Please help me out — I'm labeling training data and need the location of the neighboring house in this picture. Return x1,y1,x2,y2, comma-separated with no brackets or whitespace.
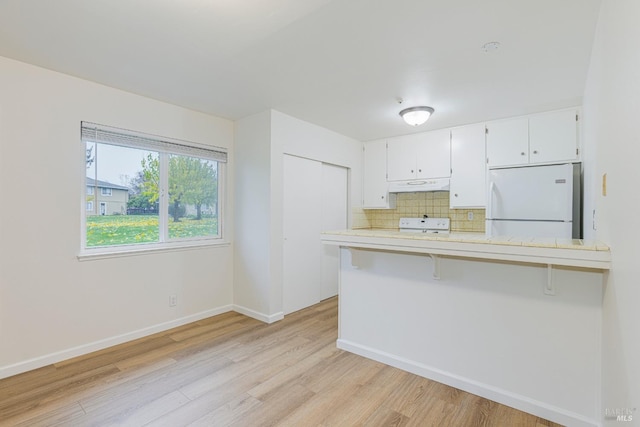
86,177,129,216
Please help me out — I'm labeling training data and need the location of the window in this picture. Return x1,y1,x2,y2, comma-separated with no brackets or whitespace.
82,122,226,252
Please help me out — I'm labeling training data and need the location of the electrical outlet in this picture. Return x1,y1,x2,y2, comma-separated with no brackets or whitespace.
169,294,177,307
467,211,474,221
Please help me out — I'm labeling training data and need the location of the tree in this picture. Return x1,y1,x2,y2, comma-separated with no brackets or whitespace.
139,154,217,222
181,158,217,220
168,156,217,221
86,145,95,168
140,153,162,215
127,171,156,211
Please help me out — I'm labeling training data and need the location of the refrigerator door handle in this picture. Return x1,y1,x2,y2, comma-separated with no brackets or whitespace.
487,181,495,219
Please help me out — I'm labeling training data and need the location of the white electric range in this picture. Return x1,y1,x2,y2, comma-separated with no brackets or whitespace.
398,217,450,234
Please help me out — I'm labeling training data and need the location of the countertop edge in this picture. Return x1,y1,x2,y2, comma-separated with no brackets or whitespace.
321,231,611,270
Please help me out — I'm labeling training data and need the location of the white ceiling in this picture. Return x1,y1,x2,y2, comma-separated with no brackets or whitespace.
0,0,601,141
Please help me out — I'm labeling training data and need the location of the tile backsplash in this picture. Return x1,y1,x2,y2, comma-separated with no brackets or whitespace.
353,192,486,233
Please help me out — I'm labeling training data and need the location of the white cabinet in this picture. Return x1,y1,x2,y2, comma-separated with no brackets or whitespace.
486,108,579,168
418,129,452,179
387,129,451,181
387,134,418,181
529,109,578,164
486,117,529,167
362,140,396,209
450,123,486,208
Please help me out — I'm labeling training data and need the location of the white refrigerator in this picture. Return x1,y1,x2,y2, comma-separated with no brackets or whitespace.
486,163,581,238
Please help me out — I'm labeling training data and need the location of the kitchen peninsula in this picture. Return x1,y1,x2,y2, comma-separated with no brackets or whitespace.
321,229,610,427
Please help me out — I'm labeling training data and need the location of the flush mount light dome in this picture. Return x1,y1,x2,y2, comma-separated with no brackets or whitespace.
399,106,434,126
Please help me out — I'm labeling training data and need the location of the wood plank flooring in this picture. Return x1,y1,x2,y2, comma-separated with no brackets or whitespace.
0,297,563,426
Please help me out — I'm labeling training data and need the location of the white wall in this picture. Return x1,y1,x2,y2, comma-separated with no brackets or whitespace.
233,111,274,319
233,110,361,319
270,111,362,315
0,56,234,378
582,0,640,424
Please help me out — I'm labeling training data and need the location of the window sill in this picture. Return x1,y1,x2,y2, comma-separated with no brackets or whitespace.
77,239,230,261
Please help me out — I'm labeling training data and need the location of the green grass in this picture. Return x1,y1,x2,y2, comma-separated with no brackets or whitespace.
86,215,218,247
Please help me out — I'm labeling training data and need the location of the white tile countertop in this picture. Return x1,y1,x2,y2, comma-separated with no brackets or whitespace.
321,229,611,270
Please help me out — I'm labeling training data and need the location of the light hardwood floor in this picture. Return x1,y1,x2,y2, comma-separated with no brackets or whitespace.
0,297,562,426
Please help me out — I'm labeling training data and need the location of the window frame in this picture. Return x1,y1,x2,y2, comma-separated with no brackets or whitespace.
79,122,228,259
100,187,112,196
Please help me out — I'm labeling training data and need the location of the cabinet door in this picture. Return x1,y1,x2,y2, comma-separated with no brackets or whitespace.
416,129,451,179
529,109,578,164
486,117,529,167
450,123,486,208
386,135,417,181
363,140,395,209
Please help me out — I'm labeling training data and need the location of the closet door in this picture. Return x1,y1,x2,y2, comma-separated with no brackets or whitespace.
283,155,322,314
283,155,348,314
320,163,348,300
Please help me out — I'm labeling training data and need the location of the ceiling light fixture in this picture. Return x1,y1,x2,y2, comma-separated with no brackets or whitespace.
399,106,435,126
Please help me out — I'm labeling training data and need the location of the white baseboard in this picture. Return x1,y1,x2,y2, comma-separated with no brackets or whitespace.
0,305,233,380
337,339,599,427
233,305,284,324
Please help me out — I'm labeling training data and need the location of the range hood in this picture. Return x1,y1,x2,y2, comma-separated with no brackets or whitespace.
388,177,450,193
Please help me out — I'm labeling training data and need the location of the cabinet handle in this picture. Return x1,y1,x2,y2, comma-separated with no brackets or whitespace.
533,150,538,154
521,152,526,156
418,169,422,172
381,195,385,199
454,193,458,197
411,169,414,173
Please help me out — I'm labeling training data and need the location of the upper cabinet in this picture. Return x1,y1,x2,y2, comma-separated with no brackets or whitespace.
529,109,579,164
485,117,529,167
363,139,396,209
486,108,579,168
361,107,581,211
387,129,451,181
450,123,486,208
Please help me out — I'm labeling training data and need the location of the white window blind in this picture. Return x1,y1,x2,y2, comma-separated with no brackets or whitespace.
81,122,227,162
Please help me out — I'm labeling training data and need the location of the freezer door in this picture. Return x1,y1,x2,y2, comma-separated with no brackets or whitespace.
487,164,574,221
486,220,573,238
